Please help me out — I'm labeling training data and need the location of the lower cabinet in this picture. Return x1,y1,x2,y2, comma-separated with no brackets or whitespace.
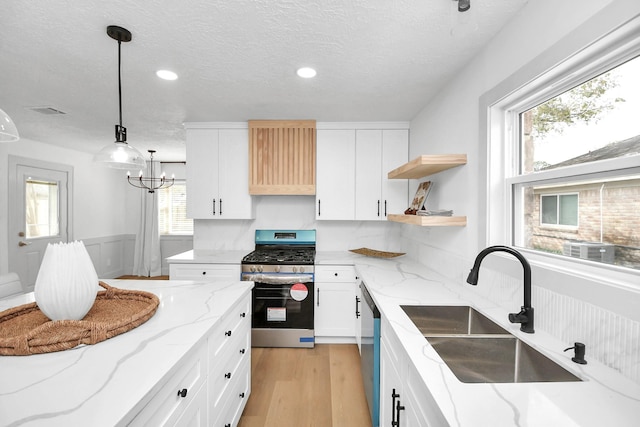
169,263,241,281
314,266,358,341
130,292,251,427
380,316,446,427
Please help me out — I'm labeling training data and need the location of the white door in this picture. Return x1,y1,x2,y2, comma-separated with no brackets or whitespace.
218,128,253,219
8,157,72,291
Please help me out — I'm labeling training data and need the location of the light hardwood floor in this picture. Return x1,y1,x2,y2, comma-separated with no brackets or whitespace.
239,344,372,427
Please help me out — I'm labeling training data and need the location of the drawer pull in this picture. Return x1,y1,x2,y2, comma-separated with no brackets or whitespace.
225,330,232,337
239,392,245,398
240,312,246,318
225,424,231,427
177,388,188,398
202,271,206,275
225,372,231,379
240,348,246,354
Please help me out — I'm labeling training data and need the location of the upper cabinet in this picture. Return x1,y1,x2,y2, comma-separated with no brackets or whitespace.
185,125,254,219
248,120,316,195
316,124,409,221
387,154,467,226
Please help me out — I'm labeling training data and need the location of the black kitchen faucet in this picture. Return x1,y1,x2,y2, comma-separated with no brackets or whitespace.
466,246,535,333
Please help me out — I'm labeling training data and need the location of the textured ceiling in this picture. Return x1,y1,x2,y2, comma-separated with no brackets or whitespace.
0,0,528,161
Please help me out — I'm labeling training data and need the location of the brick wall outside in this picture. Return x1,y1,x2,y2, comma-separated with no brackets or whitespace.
530,179,640,268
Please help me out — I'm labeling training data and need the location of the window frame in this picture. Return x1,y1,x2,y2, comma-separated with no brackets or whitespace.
539,192,579,228
158,180,193,236
480,13,640,285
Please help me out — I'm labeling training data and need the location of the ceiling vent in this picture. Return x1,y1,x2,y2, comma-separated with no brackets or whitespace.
562,241,615,264
29,106,66,115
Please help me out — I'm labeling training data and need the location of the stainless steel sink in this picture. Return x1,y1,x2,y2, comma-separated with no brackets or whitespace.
401,305,508,335
401,305,581,383
426,335,581,383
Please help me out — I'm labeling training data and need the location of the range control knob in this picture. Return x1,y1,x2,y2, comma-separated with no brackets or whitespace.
250,265,256,273
275,265,281,273
258,265,263,273
292,266,298,273
299,266,305,273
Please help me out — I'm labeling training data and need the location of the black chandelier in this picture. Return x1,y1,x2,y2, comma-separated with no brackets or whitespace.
127,150,174,193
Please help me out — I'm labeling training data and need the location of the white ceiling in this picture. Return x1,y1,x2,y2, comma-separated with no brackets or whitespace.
1,0,528,161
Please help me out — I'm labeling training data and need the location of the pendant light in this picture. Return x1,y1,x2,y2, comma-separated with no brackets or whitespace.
93,25,146,169
127,150,174,193
0,108,19,142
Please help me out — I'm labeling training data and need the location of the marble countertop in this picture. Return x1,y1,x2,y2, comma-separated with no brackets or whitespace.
350,255,640,426
0,279,253,426
166,249,248,264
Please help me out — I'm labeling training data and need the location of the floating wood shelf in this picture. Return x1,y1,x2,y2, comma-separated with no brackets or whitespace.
387,214,467,227
387,154,467,179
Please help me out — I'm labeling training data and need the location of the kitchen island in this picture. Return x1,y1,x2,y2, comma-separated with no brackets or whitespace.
316,252,640,426
0,279,253,426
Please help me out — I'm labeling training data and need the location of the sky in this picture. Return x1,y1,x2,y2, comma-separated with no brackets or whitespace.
532,55,640,165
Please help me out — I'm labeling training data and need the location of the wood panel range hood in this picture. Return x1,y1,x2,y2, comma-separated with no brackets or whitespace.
248,120,316,195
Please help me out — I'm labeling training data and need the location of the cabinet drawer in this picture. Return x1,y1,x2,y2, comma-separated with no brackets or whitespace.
208,297,251,365
209,321,251,412
130,345,207,427
211,355,251,427
315,266,356,282
173,381,207,427
169,264,240,281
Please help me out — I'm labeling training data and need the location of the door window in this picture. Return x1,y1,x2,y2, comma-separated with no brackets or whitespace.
25,178,60,238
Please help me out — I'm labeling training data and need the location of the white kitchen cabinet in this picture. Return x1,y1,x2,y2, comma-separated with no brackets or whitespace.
130,291,251,427
315,129,356,220
314,266,358,341
316,126,408,221
355,129,409,221
208,294,251,427
129,345,208,427
169,263,240,281
381,316,447,427
380,317,405,427
185,127,254,219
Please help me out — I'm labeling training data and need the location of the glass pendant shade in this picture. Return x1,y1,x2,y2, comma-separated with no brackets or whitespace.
93,141,146,169
0,108,20,142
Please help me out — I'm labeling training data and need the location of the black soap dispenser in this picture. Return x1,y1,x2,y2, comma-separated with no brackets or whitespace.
564,342,587,365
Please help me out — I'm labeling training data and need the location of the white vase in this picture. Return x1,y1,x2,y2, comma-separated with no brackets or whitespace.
34,241,99,321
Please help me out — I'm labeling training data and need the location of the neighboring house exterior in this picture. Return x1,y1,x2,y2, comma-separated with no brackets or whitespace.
527,136,640,268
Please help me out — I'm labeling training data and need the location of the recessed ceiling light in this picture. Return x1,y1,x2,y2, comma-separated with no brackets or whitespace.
296,67,317,78
156,70,178,80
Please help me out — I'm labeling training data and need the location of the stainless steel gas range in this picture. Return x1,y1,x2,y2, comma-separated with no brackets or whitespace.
241,229,316,348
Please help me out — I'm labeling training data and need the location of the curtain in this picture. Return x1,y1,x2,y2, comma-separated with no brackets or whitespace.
132,159,162,277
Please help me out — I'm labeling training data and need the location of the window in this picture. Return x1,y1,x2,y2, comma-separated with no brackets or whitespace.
25,179,59,238
158,182,193,235
486,19,640,272
540,193,578,227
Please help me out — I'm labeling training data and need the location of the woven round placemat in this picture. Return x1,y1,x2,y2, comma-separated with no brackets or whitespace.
0,281,159,356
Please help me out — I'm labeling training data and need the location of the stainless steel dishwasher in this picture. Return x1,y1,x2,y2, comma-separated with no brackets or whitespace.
360,282,380,427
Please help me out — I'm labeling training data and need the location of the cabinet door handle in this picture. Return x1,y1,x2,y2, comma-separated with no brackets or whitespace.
355,296,361,318
384,200,387,217
177,388,188,398
391,389,400,426
316,288,320,306
219,199,223,215
377,200,380,217
202,271,207,275
317,199,321,216
212,199,216,215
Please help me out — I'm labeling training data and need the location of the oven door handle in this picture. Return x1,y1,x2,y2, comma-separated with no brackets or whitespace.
242,274,313,284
